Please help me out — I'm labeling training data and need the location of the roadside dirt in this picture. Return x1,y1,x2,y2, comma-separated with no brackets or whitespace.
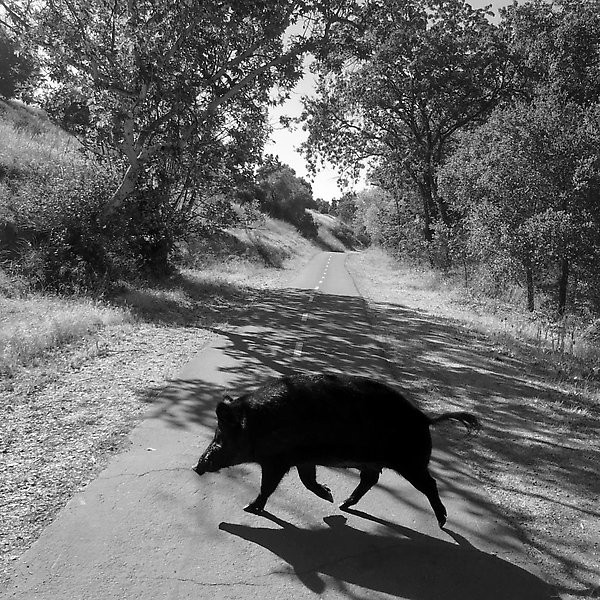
0,322,214,585
347,251,600,600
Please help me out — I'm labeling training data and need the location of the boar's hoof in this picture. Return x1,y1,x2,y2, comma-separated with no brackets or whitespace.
435,504,447,529
243,502,265,515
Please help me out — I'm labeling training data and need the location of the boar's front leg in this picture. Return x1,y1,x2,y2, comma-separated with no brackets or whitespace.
340,467,381,510
244,462,289,514
296,464,334,503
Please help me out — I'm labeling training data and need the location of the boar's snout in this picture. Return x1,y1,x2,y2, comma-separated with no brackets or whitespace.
192,461,208,476
193,446,223,476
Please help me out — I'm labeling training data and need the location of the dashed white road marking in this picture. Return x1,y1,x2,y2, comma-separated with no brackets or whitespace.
294,341,303,357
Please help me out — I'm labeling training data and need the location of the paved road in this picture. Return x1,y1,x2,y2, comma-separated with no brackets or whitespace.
1,252,553,599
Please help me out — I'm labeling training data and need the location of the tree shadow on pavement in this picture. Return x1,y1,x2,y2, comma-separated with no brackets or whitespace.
137,288,393,431
219,512,553,599
140,286,599,598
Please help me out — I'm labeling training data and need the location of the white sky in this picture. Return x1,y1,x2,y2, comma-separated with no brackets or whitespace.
264,0,507,202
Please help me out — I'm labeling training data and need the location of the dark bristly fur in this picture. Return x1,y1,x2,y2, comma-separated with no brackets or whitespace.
193,373,480,528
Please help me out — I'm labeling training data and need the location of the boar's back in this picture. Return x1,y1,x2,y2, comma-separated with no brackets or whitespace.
236,373,431,467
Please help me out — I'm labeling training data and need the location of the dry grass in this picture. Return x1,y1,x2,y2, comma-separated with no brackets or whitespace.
0,101,78,171
0,322,214,584
347,248,600,600
354,249,600,375
0,295,132,377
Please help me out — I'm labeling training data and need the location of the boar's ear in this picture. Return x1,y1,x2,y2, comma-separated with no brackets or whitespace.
216,398,244,429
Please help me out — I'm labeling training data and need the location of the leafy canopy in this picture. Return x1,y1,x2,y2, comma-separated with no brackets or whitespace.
302,0,512,234
3,0,358,216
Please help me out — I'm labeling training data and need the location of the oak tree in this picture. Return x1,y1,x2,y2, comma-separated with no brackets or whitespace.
302,0,513,246
2,0,357,217
439,94,600,315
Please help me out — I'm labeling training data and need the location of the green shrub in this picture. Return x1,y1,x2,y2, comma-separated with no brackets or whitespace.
0,163,129,292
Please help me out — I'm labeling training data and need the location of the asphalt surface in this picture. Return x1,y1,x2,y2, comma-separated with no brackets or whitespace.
1,251,554,599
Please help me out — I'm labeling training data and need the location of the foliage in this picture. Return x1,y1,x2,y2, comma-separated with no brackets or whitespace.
0,26,37,99
0,0,359,272
351,187,427,261
501,0,600,104
3,0,357,209
335,191,357,225
240,157,318,238
1,162,126,291
313,198,331,214
302,0,513,252
439,94,600,315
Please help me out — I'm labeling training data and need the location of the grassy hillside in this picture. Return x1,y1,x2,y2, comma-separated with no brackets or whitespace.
0,98,352,377
0,99,77,167
310,209,364,251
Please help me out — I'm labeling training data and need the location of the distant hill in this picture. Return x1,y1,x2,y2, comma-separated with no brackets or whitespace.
309,210,364,252
182,209,361,273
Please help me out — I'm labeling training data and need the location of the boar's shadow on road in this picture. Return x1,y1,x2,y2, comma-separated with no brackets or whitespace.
219,511,552,600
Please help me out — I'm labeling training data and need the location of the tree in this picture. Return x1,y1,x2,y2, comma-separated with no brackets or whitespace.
501,0,600,105
302,0,513,250
247,157,318,237
313,197,330,214
0,0,359,271
440,94,600,315
336,191,357,225
0,26,36,98
2,0,358,217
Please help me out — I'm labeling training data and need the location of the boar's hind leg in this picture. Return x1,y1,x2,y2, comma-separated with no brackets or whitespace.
399,467,447,529
339,468,381,510
244,463,289,514
297,464,334,503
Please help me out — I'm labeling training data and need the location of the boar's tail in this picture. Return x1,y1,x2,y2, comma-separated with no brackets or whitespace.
429,412,480,434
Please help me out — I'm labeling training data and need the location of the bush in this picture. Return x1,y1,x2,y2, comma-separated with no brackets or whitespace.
0,163,130,292
295,211,319,239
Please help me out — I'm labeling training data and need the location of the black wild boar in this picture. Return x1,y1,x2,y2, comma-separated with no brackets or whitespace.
193,373,479,527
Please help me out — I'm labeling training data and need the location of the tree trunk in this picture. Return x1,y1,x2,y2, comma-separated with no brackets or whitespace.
422,195,432,243
424,165,449,227
557,257,569,316
101,166,139,220
526,264,535,312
